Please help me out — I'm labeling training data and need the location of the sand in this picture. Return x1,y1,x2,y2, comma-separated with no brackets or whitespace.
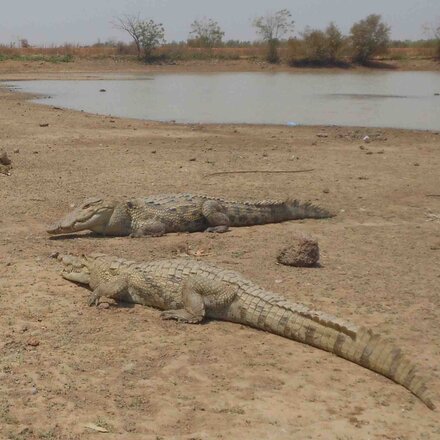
0,61,439,439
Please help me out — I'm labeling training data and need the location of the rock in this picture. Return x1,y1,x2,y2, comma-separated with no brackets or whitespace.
39,123,49,127
0,150,11,165
13,148,19,153
27,338,40,347
316,133,328,138
98,302,110,309
363,135,371,143
0,150,12,175
99,89,106,92
277,234,320,267
323,188,330,194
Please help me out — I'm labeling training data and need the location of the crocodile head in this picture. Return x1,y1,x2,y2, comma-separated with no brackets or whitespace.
57,253,92,284
47,197,116,235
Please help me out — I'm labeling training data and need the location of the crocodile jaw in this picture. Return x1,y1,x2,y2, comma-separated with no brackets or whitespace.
57,254,91,284
47,197,116,235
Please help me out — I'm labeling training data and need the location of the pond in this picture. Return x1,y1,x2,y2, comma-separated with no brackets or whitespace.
7,71,440,130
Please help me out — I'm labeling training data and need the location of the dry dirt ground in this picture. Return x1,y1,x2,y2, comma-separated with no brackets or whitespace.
0,68,440,439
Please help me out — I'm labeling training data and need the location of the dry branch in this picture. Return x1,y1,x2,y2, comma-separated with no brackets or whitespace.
204,169,315,178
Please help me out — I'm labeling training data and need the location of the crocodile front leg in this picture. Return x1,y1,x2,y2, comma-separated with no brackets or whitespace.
88,277,129,306
161,275,237,323
130,219,167,237
201,200,230,233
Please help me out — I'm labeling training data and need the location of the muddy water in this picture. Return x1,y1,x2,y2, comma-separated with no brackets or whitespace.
8,71,440,130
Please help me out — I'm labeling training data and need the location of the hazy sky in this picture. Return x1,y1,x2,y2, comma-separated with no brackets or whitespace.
1,0,439,46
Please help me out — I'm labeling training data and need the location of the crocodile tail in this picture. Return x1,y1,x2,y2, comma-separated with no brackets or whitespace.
283,198,335,220
224,199,334,226
231,292,436,410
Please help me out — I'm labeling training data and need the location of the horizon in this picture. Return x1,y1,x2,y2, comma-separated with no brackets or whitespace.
1,0,439,47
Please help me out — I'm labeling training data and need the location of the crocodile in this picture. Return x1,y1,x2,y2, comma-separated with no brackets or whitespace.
46,193,333,237
56,253,436,410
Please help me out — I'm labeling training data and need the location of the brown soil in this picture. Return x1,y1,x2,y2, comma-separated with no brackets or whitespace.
0,67,440,440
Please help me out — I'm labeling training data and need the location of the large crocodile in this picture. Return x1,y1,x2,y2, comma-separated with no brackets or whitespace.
47,193,333,237
56,253,436,410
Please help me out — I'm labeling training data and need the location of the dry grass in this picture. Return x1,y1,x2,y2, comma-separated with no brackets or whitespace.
0,42,437,63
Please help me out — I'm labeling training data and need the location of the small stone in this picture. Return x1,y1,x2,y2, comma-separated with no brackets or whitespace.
98,302,110,309
13,148,19,153
49,251,59,259
30,387,38,395
27,338,40,347
413,162,420,166
39,123,49,127
316,133,328,138
363,135,371,143
189,158,196,161
99,89,106,92
277,234,320,267
151,150,156,154
323,188,330,194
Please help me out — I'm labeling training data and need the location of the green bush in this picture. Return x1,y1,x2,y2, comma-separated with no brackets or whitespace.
350,14,391,64
0,53,74,63
288,22,347,67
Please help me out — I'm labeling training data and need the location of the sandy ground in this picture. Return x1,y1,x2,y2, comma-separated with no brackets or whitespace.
0,65,440,439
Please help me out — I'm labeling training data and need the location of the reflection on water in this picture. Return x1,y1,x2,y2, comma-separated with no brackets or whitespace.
7,71,440,130
327,93,410,99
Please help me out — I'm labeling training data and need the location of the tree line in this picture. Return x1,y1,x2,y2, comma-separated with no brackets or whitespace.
114,11,440,65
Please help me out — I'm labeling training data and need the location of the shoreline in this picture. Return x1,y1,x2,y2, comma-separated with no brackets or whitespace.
0,57,439,81
0,71,439,438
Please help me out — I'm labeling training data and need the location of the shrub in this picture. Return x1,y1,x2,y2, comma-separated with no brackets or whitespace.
289,22,347,67
188,18,224,48
350,14,391,64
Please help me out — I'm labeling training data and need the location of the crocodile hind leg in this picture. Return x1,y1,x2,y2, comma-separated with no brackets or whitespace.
201,200,230,233
161,276,237,323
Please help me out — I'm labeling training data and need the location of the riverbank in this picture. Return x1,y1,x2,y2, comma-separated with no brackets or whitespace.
0,56,439,81
1,81,439,439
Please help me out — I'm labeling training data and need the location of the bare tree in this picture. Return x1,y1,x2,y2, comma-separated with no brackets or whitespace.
424,20,440,60
253,9,294,63
114,14,165,61
436,22,440,59
189,18,225,48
